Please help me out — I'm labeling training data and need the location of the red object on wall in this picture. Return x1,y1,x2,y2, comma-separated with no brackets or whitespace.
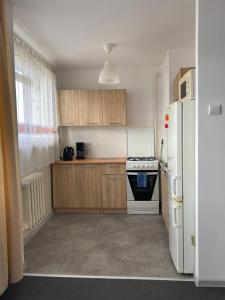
165,123,169,128
165,114,170,121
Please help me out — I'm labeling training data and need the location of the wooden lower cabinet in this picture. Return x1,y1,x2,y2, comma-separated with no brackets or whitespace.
77,164,101,209
102,174,126,211
52,164,78,208
52,163,127,213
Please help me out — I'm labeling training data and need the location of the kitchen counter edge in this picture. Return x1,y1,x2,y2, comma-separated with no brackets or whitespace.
53,158,127,165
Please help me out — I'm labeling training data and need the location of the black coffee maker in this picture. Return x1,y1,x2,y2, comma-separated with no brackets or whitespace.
76,142,87,159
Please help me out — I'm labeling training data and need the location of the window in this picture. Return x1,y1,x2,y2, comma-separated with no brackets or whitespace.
14,35,58,176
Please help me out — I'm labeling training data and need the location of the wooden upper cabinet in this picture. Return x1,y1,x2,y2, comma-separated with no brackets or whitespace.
58,89,127,127
52,164,78,208
102,89,126,126
58,90,79,125
77,164,102,208
79,90,102,125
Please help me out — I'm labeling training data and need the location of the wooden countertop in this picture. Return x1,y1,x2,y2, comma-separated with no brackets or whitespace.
53,158,127,165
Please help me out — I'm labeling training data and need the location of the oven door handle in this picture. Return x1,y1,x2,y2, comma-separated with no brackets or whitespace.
126,172,158,175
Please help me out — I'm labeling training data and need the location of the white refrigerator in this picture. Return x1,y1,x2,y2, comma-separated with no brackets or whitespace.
167,100,195,274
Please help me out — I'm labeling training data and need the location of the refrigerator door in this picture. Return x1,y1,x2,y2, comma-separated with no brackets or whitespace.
167,102,184,273
169,199,184,273
183,100,195,274
167,102,183,200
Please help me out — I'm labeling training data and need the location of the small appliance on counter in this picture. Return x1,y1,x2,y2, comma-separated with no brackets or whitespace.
76,142,87,159
62,146,74,161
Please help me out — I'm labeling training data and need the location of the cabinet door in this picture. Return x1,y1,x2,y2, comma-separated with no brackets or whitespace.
58,90,79,125
102,89,126,126
52,165,78,208
79,90,102,125
78,164,101,208
102,174,127,209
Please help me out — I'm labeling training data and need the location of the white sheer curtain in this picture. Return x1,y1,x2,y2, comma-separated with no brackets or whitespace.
14,34,58,176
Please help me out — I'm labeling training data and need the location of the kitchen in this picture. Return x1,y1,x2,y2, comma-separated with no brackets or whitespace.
11,0,196,280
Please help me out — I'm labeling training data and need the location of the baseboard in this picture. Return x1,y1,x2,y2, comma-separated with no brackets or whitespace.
54,208,102,213
23,212,53,245
53,208,127,214
23,273,194,282
194,275,225,287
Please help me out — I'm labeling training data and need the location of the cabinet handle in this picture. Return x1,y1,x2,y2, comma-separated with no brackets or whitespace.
110,122,122,125
88,122,98,125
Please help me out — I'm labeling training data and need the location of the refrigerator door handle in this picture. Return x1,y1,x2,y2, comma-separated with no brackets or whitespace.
172,176,177,197
172,175,182,201
172,206,177,227
172,203,182,228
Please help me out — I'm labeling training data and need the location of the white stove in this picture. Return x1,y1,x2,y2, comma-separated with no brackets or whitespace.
126,156,159,214
126,156,159,171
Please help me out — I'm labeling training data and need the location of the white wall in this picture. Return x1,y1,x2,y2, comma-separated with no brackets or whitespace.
196,0,225,286
156,49,195,162
156,51,169,161
57,65,159,155
60,127,127,158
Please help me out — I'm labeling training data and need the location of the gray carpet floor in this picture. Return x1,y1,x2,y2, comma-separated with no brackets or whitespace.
2,277,225,300
24,214,187,278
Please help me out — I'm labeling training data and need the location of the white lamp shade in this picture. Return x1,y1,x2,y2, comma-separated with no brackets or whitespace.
98,61,120,84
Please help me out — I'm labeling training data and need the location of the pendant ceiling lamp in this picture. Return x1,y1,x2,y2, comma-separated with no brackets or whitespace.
98,43,120,85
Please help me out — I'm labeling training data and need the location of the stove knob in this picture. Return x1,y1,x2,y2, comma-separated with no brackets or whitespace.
149,164,153,168
133,164,137,168
144,164,148,168
137,164,140,168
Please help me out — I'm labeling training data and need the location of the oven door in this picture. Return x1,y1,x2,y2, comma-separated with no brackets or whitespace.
126,171,158,201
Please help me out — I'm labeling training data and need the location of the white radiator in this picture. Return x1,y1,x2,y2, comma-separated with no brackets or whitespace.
21,172,46,231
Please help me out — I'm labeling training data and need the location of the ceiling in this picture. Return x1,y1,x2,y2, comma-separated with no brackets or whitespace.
11,0,195,70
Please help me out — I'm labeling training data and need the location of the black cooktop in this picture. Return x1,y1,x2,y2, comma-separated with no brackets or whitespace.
127,156,156,161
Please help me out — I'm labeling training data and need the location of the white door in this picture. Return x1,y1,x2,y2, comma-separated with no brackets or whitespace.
167,102,184,273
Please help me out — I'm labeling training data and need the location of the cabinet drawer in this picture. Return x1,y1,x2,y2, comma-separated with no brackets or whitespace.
102,164,125,175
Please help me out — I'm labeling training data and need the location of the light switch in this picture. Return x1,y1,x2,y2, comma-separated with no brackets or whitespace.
208,104,222,115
